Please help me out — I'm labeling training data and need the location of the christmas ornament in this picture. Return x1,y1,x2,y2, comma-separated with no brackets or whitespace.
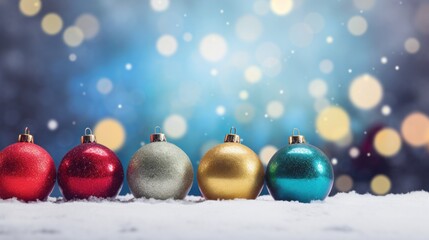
0,128,56,202
266,129,334,203
58,128,124,200
127,127,193,200
197,127,264,200
127,127,194,199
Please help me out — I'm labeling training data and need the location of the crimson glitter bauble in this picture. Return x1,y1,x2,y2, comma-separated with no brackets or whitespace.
58,128,124,200
0,128,56,202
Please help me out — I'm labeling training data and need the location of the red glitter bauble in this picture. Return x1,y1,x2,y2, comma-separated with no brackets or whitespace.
58,142,124,200
0,142,56,202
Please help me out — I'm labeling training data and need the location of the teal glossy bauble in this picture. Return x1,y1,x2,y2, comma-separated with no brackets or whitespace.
266,130,334,203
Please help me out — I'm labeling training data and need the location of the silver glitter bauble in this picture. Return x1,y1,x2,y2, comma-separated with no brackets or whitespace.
127,137,193,200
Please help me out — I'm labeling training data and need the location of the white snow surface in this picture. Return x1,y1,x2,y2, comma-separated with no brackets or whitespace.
0,192,428,240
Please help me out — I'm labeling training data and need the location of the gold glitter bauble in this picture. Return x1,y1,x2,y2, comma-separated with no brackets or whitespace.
197,128,264,200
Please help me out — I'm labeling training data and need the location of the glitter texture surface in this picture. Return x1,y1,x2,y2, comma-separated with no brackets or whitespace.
197,142,264,200
127,142,193,200
58,143,124,200
266,143,334,203
0,142,56,201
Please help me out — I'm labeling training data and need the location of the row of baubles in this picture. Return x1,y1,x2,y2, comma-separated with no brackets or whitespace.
0,127,334,203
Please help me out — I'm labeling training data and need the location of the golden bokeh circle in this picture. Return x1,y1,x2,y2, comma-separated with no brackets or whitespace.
316,106,350,141
270,0,294,16
370,174,391,195
349,74,383,110
41,13,63,35
19,0,41,17
401,112,429,147
374,128,402,157
93,118,126,151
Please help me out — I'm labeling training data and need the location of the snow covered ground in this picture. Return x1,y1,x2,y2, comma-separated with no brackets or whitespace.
0,192,428,240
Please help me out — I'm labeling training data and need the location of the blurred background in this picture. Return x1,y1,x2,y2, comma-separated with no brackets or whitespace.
1,0,429,197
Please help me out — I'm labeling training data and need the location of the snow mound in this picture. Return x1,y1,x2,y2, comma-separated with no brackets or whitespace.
0,192,428,240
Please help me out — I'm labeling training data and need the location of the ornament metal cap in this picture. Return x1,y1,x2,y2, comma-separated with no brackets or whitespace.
150,126,167,142
18,127,34,143
289,128,306,144
224,127,241,143
81,128,96,143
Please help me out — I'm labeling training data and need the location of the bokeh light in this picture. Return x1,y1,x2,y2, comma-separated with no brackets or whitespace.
150,0,170,12
47,119,58,131
308,79,328,98
199,34,227,62
353,0,375,10
335,174,354,192
244,65,262,84
216,105,226,116
75,14,100,40
69,53,77,62
374,128,402,157
239,90,249,100
316,106,350,141
319,59,334,74
404,38,420,54
349,147,360,158
41,13,63,35
347,15,368,36
97,78,113,95
19,0,41,17
270,0,293,16
94,118,126,151
183,33,192,42
371,174,391,195
266,101,284,119
163,114,187,139
156,35,178,57
401,112,429,147
63,26,84,47
381,105,391,116
349,74,383,110
259,145,278,166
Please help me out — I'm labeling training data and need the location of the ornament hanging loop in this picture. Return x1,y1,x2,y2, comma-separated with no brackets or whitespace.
224,126,240,143
18,127,34,143
150,126,167,142
292,128,300,136
289,128,306,144
81,127,96,143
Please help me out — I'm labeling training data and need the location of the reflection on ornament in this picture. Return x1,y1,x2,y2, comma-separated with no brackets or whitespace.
127,127,193,200
58,128,124,200
197,127,264,200
0,128,56,202
266,129,334,203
